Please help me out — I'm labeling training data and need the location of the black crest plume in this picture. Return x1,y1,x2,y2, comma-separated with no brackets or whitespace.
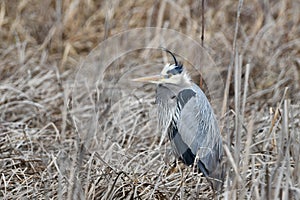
163,48,178,66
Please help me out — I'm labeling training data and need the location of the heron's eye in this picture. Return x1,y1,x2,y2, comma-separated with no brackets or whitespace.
164,74,172,79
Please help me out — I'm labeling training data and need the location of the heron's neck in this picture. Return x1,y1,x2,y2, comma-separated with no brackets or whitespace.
181,72,192,86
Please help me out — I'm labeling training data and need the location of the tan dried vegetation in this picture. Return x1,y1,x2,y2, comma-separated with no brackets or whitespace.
0,0,299,199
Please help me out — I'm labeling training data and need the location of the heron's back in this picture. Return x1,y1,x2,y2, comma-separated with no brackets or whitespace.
156,83,223,182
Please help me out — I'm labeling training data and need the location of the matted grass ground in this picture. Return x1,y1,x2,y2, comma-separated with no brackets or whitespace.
0,0,299,199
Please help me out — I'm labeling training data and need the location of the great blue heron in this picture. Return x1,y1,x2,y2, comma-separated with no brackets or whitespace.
133,50,223,190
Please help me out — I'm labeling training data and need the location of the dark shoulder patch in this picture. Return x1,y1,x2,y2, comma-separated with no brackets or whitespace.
177,89,196,108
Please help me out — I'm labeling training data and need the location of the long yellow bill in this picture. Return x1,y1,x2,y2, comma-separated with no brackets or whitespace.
131,75,162,83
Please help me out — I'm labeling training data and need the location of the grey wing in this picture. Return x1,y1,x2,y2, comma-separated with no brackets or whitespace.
177,85,223,176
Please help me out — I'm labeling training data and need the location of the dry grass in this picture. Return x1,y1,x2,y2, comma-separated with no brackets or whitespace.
0,0,299,199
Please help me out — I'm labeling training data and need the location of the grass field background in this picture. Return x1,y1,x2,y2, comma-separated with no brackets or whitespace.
0,0,299,199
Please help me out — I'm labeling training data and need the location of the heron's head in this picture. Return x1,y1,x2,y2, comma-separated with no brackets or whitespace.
132,50,191,86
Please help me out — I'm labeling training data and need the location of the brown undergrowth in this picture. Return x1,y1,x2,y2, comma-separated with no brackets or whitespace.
0,0,299,199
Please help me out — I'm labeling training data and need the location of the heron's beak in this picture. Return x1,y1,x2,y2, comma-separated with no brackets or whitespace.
131,75,163,83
